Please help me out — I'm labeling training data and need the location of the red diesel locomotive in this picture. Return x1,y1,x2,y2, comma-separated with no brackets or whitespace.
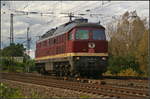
35,18,108,77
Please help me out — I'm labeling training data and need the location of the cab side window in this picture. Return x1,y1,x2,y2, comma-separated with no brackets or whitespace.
68,32,73,40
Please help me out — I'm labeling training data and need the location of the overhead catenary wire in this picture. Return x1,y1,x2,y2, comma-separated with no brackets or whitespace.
1,1,115,50
1,2,55,48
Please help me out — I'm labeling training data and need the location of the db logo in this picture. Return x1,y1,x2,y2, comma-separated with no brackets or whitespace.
88,43,95,48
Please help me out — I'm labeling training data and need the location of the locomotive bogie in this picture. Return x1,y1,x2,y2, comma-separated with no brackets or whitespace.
35,54,108,77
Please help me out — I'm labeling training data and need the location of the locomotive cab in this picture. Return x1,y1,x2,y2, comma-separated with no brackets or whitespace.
68,27,107,53
67,25,108,77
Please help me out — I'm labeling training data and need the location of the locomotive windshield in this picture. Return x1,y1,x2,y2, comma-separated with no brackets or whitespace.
92,30,106,40
75,29,89,40
75,29,106,40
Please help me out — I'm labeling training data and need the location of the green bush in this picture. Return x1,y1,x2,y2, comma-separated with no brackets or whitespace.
1,58,25,72
1,57,37,73
25,59,36,72
107,55,142,75
117,68,139,76
0,83,23,98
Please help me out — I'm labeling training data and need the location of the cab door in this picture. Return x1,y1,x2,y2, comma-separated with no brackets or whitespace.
66,29,75,52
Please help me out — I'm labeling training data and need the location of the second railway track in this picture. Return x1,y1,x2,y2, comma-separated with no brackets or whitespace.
1,72,149,98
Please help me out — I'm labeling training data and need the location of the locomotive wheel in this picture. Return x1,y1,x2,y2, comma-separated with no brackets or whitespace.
56,63,71,77
64,65,71,76
59,72,63,76
69,70,79,78
36,67,41,74
40,67,48,75
40,67,45,74
74,71,80,78
58,65,64,77
55,65,59,76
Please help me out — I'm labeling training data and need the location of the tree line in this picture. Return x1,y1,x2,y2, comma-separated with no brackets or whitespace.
105,10,149,77
0,43,35,72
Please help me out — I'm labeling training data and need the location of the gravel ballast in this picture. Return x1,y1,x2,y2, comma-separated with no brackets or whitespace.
1,79,107,98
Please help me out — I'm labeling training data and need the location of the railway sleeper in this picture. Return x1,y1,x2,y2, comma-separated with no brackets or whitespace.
2,73,149,98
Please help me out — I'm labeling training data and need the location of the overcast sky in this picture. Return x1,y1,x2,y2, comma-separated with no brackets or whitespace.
1,1,149,58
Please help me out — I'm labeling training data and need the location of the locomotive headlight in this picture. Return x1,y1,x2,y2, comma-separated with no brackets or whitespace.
88,42,95,48
102,57,106,60
76,57,80,60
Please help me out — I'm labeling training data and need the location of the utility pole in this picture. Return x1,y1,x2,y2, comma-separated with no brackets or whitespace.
27,26,31,56
0,24,1,50
148,17,150,94
10,13,14,45
26,26,30,72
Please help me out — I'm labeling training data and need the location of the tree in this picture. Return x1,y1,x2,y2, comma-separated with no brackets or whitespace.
136,29,149,75
1,43,25,57
0,43,30,72
107,10,147,56
106,10,149,76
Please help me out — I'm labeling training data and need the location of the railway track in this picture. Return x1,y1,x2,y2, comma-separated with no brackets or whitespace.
1,72,149,98
86,79,148,90
2,72,148,90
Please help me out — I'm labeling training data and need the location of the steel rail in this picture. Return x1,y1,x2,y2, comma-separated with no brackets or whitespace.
1,73,149,98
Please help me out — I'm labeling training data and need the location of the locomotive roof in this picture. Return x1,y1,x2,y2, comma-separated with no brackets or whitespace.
38,19,105,43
